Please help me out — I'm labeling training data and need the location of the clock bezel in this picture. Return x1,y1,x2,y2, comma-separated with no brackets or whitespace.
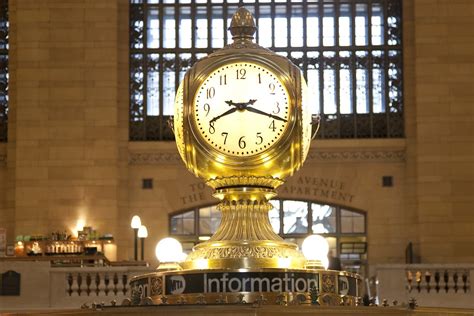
185,54,301,167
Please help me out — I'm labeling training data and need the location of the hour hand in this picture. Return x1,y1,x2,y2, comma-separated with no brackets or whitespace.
209,107,238,123
246,106,287,122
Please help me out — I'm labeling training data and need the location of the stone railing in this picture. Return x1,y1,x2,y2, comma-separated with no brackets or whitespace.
0,260,153,310
375,264,473,309
50,266,154,308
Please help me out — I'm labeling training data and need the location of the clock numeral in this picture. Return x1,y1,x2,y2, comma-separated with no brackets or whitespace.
273,101,280,114
256,132,263,145
220,74,227,85
204,103,210,116
258,73,262,84
269,82,276,95
238,136,246,149
269,120,276,132
207,87,215,99
221,132,228,144
209,121,215,134
236,68,246,80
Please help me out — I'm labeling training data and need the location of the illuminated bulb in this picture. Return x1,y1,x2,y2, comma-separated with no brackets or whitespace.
302,234,329,261
137,225,148,238
155,237,183,263
130,215,141,229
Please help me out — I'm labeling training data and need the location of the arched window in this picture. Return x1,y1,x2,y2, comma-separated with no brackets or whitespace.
130,0,403,140
0,0,8,142
169,199,367,274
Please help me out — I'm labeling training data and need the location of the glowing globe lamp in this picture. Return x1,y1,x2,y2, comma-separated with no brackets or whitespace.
302,234,329,269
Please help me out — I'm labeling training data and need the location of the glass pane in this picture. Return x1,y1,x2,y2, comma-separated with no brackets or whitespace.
147,54,159,116
196,7,208,48
355,4,368,46
162,54,175,115
339,51,352,114
356,51,369,114
339,4,351,46
274,6,287,47
211,7,224,48
283,200,308,234
163,7,175,48
290,6,303,47
179,7,192,48
322,5,335,46
258,6,272,48
199,205,221,235
371,3,384,45
323,51,336,114
311,203,336,233
306,5,319,46
170,210,195,235
147,9,159,48
372,50,385,113
341,209,365,233
307,51,320,115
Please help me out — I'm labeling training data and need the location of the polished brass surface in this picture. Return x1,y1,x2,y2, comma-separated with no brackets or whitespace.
174,8,312,270
129,268,362,307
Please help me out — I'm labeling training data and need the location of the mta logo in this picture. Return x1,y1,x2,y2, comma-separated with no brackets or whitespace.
170,276,186,294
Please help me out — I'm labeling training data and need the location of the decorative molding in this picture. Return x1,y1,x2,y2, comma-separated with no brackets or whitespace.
129,149,405,165
307,150,406,162
129,152,181,165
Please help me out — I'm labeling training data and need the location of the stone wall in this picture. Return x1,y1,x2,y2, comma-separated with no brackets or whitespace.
0,0,472,266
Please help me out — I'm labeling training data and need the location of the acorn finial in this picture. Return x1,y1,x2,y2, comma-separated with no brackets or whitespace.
229,7,257,40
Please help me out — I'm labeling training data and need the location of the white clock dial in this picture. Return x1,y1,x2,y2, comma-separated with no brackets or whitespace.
194,62,290,157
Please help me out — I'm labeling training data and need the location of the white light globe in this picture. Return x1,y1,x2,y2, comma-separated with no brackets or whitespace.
302,234,329,261
155,238,183,263
130,215,141,229
137,225,148,238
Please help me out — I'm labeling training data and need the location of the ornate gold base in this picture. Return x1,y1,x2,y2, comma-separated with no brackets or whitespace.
180,183,311,270
129,268,362,307
181,240,306,270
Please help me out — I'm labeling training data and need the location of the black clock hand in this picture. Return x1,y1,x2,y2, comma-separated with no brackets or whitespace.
209,107,238,123
225,99,257,110
246,106,287,122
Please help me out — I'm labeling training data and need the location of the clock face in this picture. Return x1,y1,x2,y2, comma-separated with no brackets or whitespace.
194,62,290,157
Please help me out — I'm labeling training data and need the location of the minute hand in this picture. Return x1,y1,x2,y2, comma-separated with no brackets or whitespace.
246,106,287,122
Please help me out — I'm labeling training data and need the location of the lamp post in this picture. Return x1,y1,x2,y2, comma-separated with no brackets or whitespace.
138,225,148,261
130,215,141,261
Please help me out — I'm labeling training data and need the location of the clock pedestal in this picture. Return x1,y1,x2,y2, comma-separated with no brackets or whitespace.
181,185,306,270
130,7,361,307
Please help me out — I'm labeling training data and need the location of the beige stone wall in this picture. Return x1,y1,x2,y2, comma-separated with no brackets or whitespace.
0,0,472,266
0,0,129,254
407,0,474,262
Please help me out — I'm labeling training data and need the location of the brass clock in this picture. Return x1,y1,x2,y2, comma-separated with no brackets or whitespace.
193,62,290,157
174,7,313,270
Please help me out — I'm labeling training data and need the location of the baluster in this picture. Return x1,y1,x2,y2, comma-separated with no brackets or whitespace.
66,273,73,296
122,274,128,296
86,273,92,296
425,271,431,293
113,273,119,295
95,273,101,296
104,273,110,296
98,273,107,296
434,271,440,293
443,270,449,293
406,270,413,293
70,274,79,296
77,273,84,296
415,271,422,293
453,272,459,293
462,272,468,293
116,273,124,297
